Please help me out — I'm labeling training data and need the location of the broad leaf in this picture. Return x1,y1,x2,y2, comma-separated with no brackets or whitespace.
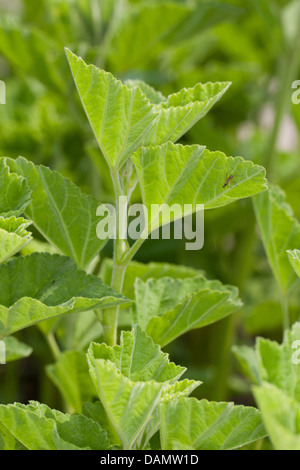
132,142,267,232
133,276,242,347
0,401,110,450
87,327,200,449
0,158,31,218
46,350,97,413
0,216,32,264
7,157,107,269
3,336,33,363
253,185,300,293
160,397,266,450
0,253,128,338
100,258,203,299
66,49,230,169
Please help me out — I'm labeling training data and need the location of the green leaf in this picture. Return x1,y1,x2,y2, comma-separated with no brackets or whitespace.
87,327,200,449
160,397,266,450
66,49,230,169
0,19,64,91
0,216,32,264
0,401,110,450
232,345,260,385
253,383,300,451
0,158,31,218
3,336,33,363
6,157,107,269
133,276,242,347
132,142,267,232
253,185,300,293
287,249,300,278
0,253,128,338
46,350,97,413
100,258,203,299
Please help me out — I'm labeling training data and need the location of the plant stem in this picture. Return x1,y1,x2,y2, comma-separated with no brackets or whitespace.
46,332,61,361
280,291,290,333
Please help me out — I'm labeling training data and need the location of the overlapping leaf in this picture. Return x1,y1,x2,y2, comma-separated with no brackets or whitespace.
0,217,32,264
0,401,110,450
132,142,267,232
6,157,107,269
133,276,242,347
100,258,203,299
66,49,230,169
287,249,300,278
0,252,128,338
87,327,200,449
253,185,300,293
160,397,266,450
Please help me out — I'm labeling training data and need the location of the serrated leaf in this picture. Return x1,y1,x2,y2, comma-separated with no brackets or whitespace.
87,327,200,449
0,253,128,338
0,216,32,263
3,336,33,363
253,185,300,293
0,401,110,450
66,49,230,169
132,142,267,232
46,350,97,414
100,258,203,299
6,157,107,269
160,397,266,450
133,276,242,347
0,158,31,218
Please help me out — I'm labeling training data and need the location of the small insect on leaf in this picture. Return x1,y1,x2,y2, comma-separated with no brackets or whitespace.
222,174,234,188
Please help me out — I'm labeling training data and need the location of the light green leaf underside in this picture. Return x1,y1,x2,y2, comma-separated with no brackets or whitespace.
0,216,32,263
253,383,300,451
0,253,128,338
87,327,200,449
287,249,300,278
6,156,107,269
66,49,230,169
160,397,266,450
2,336,33,363
253,185,300,293
100,258,203,300
46,350,97,414
133,276,242,347
0,401,110,450
132,142,267,231
0,158,31,218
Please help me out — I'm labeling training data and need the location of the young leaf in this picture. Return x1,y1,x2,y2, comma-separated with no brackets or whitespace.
87,327,201,449
0,217,32,264
0,158,31,218
253,383,300,451
133,276,242,347
46,350,97,414
253,185,300,293
2,336,33,363
66,49,230,169
131,142,267,232
0,253,128,338
6,157,107,269
160,397,266,450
